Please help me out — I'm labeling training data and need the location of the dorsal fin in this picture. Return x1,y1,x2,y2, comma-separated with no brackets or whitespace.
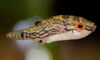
13,16,42,31
35,21,42,26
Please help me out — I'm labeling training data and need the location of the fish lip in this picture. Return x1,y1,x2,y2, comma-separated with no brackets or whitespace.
93,25,97,32
91,24,97,32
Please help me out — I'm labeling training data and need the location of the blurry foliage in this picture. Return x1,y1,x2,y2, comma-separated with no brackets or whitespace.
0,0,54,32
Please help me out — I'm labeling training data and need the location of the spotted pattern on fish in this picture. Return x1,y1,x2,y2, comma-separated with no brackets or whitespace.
6,15,96,43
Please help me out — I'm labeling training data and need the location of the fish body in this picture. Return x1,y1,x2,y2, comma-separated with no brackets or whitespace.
6,15,96,43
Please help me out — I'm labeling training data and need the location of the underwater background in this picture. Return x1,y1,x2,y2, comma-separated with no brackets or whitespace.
0,0,100,60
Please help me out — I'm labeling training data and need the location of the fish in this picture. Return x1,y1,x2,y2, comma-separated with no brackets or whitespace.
6,15,96,43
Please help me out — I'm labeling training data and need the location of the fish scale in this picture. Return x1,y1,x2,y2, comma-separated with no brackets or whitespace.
6,15,96,43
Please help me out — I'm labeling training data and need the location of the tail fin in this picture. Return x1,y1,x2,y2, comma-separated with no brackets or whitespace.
6,31,23,40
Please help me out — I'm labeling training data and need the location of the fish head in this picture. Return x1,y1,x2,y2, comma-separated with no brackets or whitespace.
65,16,96,40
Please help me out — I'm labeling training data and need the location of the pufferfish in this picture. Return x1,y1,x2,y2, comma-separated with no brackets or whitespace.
6,15,96,43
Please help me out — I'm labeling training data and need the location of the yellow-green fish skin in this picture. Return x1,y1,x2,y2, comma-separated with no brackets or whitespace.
6,15,96,43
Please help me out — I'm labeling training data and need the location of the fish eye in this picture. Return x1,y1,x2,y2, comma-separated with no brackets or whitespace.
78,25,83,28
77,23,84,31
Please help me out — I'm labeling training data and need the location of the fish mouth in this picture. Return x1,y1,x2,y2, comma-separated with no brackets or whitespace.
92,25,96,32
85,24,97,32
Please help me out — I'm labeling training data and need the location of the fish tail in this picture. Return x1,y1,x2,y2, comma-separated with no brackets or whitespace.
6,31,24,40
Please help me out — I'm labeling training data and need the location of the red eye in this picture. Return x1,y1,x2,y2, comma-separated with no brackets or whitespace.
77,23,84,31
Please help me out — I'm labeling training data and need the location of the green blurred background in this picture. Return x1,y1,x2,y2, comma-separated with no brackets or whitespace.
0,0,100,60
